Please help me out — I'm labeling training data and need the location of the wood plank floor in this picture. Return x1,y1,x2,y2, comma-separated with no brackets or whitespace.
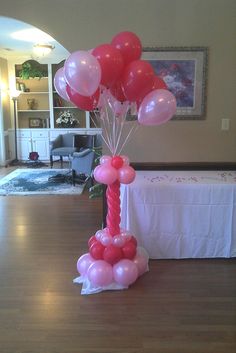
0,167,235,353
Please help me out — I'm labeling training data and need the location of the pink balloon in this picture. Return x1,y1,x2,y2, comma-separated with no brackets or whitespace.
94,164,118,185
111,31,142,65
77,253,95,276
97,86,107,109
120,155,130,165
54,67,70,101
113,259,138,286
118,165,136,184
87,260,113,287
66,85,100,111
100,155,112,165
133,253,149,277
138,89,177,126
64,50,101,96
100,234,113,246
112,235,126,248
136,246,149,260
95,229,105,241
110,100,129,117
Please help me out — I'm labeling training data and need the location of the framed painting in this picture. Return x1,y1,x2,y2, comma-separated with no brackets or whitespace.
29,118,43,128
142,47,208,120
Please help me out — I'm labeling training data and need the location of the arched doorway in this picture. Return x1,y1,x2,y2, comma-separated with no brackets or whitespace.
0,16,69,166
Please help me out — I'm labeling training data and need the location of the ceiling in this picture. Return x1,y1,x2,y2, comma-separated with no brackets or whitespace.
0,16,69,64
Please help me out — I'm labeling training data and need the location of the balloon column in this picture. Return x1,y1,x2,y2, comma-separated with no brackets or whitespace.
54,31,177,294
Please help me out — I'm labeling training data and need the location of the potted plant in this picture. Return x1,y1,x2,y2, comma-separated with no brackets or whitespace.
19,60,47,80
89,145,103,199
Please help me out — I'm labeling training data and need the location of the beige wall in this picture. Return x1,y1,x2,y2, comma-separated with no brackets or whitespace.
1,0,236,162
0,58,11,130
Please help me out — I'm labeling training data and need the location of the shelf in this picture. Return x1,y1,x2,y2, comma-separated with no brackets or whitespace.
14,63,94,132
19,92,49,95
53,106,78,109
16,76,48,79
18,110,50,112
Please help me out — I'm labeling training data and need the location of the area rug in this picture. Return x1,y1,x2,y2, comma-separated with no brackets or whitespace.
0,169,86,195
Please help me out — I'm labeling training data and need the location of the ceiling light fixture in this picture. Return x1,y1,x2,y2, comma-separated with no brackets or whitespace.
33,43,55,57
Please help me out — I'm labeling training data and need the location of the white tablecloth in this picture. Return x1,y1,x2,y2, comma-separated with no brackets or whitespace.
120,171,236,259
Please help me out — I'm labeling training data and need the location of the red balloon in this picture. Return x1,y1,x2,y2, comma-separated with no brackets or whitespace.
152,75,168,90
88,235,97,248
110,79,127,103
111,31,142,65
121,60,155,102
66,85,100,111
92,44,124,88
136,76,168,108
111,156,123,169
103,244,123,265
130,235,138,247
122,241,137,260
89,241,105,260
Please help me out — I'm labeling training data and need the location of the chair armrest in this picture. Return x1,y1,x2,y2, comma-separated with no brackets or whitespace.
72,148,91,158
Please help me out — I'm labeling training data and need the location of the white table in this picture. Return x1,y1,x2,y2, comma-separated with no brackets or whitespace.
120,171,236,259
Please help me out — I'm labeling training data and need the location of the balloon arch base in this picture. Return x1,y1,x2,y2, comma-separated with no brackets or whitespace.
73,227,149,295
74,167,150,295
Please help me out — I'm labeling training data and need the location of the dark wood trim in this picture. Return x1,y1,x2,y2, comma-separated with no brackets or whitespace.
130,162,236,171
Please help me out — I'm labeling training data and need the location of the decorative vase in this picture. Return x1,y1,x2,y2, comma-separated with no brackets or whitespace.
27,99,37,110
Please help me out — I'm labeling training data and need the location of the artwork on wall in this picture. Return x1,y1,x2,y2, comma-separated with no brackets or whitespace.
29,118,43,128
142,47,208,119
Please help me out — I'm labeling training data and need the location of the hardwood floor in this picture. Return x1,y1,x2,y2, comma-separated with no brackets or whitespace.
0,170,235,353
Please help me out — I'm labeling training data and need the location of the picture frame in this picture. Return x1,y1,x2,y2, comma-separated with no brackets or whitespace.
142,47,208,120
29,118,43,128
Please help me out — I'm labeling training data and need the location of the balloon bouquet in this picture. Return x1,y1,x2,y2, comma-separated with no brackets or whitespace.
54,31,177,294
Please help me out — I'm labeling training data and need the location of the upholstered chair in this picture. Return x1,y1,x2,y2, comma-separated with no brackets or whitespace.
49,133,78,168
71,149,95,186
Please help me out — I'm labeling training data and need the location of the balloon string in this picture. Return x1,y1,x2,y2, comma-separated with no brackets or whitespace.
100,115,113,151
93,101,138,156
103,104,114,153
113,105,129,155
106,180,120,236
91,111,111,152
117,123,139,155
96,107,115,154
112,111,116,155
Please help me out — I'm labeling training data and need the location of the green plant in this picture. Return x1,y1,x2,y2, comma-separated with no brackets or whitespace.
89,146,103,199
19,61,46,79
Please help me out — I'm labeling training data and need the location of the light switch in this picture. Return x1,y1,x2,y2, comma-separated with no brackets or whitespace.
221,118,230,130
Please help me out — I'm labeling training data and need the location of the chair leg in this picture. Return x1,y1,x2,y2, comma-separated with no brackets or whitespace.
50,155,53,168
60,156,63,168
72,170,76,186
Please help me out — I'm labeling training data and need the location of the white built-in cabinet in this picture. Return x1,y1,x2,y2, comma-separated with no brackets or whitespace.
11,61,101,161
17,129,50,160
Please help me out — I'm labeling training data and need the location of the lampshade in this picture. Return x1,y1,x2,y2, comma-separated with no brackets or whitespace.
9,89,21,99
